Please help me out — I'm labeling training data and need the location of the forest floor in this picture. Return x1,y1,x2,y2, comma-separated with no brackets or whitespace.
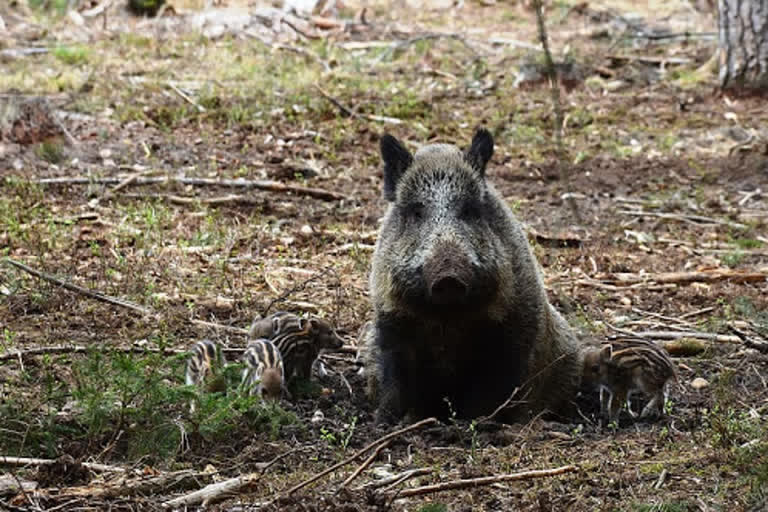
1,0,767,510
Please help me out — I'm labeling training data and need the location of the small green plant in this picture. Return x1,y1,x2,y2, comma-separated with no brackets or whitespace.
417,504,448,512
631,501,691,512
320,427,337,446
35,140,65,164
340,416,358,451
52,46,90,66
721,251,745,267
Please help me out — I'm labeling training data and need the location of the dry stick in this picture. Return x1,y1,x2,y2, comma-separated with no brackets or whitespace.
728,325,768,354
313,84,403,125
276,44,331,72
167,82,205,113
339,440,392,490
353,468,432,491
262,266,332,317
285,417,438,496
593,269,768,286
100,170,154,201
119,192,266,207
532,0,581,224
4,258,152,316
190,319,249,335
618,210,748,230
0,344,248,361
391,465,577,498
164,447,306,507
36,176,349,202
0,456,130,474
314,83,355,117
377,468,434,493
679,306,716,319
605,323,741,343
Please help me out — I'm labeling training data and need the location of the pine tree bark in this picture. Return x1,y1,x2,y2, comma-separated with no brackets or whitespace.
718,0,768,90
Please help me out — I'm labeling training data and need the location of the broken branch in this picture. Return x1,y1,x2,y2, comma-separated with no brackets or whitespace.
285,417,438,496
391,465,577,498
0,456,131,474
4,258,153,316
339,440,391,490
36,176,350,202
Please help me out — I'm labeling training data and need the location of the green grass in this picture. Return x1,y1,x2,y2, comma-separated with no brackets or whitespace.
52,46,91,66
0,346,299,463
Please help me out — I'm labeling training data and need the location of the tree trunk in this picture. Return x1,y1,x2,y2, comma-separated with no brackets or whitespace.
718,0,768,90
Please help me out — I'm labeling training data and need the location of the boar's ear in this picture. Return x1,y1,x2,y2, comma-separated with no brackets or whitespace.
465,128,494,176
380,134,413,201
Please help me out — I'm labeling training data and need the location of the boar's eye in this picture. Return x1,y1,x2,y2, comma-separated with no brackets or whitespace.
403,202,425,222
459,199,482,221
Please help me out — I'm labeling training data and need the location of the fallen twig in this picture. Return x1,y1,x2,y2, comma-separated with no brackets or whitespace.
118,192,265,207
36,176,350,202
190,319,249,335
4,258,153,316
532,0,581,223
592,269,768,286
0,344,249,362
167,82,205,113
314,83,355,117
377,468,433,492
390,465,577,498
262,266,332,317
606,54,692,65
339,440,391,490
285,417,438,496
164,447,306,507
36,470,200,500
606,325,741,343
0,456,131,474
375,33,481,64
728,324,768,354
277,44,331,72
618,210,748,230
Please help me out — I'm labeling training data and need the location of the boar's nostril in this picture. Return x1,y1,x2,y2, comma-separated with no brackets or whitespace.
430,276,468,304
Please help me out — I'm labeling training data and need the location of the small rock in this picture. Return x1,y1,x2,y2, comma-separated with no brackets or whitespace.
311,410,325,424
300,224,313,236
690,377,709,390
619,296,632,307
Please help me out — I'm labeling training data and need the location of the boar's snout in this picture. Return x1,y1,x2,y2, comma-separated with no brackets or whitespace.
424,242,473,306
430,276,468,304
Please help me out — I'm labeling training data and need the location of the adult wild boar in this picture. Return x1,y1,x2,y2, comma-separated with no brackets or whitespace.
366,129,582,423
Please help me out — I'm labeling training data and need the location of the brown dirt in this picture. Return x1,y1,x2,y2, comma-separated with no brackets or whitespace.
1,0,767,510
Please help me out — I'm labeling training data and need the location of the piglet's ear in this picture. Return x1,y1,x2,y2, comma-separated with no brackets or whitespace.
600,344,612,362
380,134,413,201
465,128,494,177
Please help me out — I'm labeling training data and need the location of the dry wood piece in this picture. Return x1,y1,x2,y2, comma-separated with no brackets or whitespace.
36,176,350,202
164,447,307,507
594,269,768,285
339,440,392,490
606,325,741,344
36,470,201,500
0,456,130,474
0,344,248,362
390,465,577,498
285,417,438,496
618,210,748,230
190,319,249,335
4,258,153,316
163,473,260,507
